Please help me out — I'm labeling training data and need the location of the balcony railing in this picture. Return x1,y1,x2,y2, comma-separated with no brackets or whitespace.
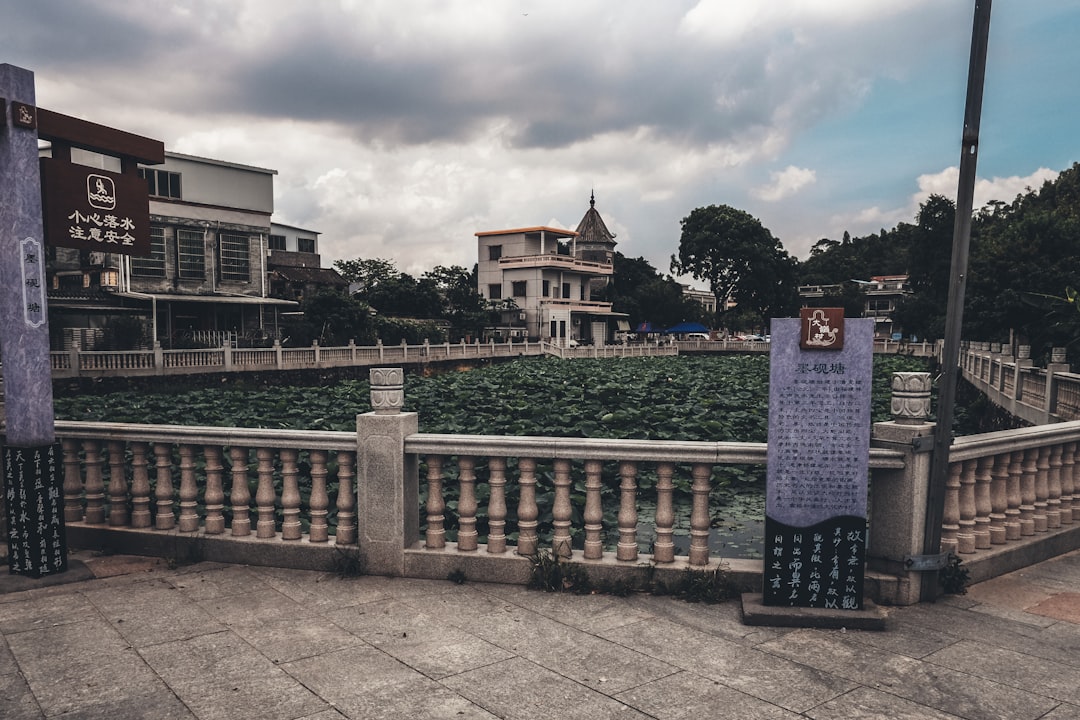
498,254,614,275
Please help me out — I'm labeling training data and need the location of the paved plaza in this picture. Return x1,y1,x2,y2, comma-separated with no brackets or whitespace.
1,549,1079,719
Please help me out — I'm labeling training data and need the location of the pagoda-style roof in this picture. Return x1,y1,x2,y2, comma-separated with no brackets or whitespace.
574,191,617,248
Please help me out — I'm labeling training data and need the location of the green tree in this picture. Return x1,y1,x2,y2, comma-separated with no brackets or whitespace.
595,253,706,328
286,289,376,346
671,205,797,329
333,258,397,291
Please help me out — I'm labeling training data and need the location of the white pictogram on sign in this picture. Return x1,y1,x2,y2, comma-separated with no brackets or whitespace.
87,174,116,210
804,309,839,348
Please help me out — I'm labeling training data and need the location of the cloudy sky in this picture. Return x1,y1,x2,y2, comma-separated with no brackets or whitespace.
4,1,1077,284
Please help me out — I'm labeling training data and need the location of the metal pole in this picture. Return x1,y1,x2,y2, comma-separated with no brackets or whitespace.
922,0,993,601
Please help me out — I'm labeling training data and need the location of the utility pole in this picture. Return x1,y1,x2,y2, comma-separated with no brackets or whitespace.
921,0,993,601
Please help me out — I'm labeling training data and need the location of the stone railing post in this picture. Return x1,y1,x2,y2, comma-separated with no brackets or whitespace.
273,339,283,369
69,342,81,377
356,367,418,576
222,339,233,372
153,341,164,375
869,371,936,605
313,340,321,365
348,339,357,363
1047,347,1068,416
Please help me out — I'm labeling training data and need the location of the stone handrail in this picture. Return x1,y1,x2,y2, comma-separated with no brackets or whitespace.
960,342,1080,424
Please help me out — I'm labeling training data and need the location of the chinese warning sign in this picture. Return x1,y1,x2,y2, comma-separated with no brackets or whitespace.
39,156,150,255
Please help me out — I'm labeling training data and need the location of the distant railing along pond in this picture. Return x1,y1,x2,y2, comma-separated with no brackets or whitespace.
43,337,937,378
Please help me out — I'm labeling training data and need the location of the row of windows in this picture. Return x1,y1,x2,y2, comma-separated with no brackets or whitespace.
138,168,182,199
130,226,251,282
487,280,580,300
269,234,317,253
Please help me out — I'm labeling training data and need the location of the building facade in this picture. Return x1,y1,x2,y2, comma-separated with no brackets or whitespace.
476,225,618,344
45,151,330,349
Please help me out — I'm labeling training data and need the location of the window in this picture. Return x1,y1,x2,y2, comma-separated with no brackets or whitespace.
488,283,502,300
580,285,586,300
512,281,527,297
177,229,205,280
130,226,166,277
488,245,502,261
562,283,570,299
268,234,286,251
542,280,550,297
138,168,181,199
297,237,316,254
219,234,251,281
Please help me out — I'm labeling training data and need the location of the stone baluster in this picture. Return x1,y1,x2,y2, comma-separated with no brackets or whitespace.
424,455,446,549
107,440,128,527
129,442,152,528
988,452,1008,545
552,458,573,558
487,457,508,554
1061,442,1076,524
1047,444,1063,529
688,462,711,566
1020,448,1038,535
940,461,962,555
956,459,977,554
516,458,538,556
457,456,478,551
1005,450,1023,541
973,455,993,549
178,445,200,532
228,447,252,537
280,448,301,540
202,446,225,534
583,459,604,560
653,462,676,563
82,440,105,524
62,438,83,522
617,461,639,562
1034,446,1050,533
308,449,329,542
154,443,175,530
335,450,357,545
255,448,277,538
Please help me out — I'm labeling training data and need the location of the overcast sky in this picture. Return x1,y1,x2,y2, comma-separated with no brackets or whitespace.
4,1,1077,285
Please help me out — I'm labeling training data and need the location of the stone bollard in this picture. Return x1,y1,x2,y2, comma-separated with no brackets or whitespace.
890,372,933,425
356,368,418,576
869,371,936,605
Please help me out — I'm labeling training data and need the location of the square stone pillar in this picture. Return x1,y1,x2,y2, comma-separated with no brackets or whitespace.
355,368,418,576
867,372,935,605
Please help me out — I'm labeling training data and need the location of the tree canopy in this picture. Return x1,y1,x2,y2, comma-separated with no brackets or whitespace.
671,204,798,329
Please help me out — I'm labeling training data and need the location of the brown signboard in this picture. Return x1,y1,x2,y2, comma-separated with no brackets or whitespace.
799,306,845,351
39,157,151,256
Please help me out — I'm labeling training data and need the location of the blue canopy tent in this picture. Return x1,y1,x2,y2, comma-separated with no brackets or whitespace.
663,321,709,334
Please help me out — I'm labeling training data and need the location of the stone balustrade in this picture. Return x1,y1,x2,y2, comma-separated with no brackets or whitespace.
24,363,1080,605
960,342,1080,424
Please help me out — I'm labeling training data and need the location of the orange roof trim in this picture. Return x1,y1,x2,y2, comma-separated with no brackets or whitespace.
475,226,579,238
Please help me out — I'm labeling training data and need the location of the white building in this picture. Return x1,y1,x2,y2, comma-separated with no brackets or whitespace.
475,225,618,344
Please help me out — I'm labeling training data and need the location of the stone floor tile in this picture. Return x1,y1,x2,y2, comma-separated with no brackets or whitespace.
425,596,675,695
166,563,278,601
1040,702,1080,719
283,644,499,719
1027,592,1080,624
804,687,965,720
441,655,651,720
238,614,366,665
326,599,514,679
139,629,328,720
296,709,351,720
626,593,797,647
0,671,43,720
254,568,395,609
0,635,18,676
614,668,802,719
926,639,1080,705
194,586,311,628
5,617,185,718
83,577,225,647
0,591,97,634
756,629,1059,720
478,583,656,632
836,623,959,660
601,618,854,713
